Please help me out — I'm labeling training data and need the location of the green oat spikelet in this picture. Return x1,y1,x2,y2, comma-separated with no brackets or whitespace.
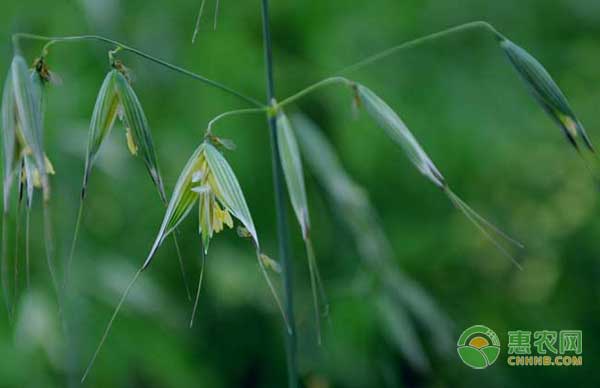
356,84,524,267
3,59,56,208
203,143,289,328
276,109,328,344
356,84,444,188
2,68,18,212
200,143,288,328
145,143,207,265
500,38,595,154
11,55,49,200
83,140,289,381
1,57,58,315
113,70,167,201
66,69,121,286
29,60,61,302
1,68,17,316
69,66,190,299
203,142,257,246
82,70,120,195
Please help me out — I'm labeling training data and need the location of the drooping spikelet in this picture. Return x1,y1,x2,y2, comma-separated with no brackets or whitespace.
500,38,594,153
276,108,327,344
356,83,523,267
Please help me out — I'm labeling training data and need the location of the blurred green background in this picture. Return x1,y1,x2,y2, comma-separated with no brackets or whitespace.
1,0,600,387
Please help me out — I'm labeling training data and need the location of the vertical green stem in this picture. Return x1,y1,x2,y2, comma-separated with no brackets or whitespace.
2,211,11,320
260,1,298,387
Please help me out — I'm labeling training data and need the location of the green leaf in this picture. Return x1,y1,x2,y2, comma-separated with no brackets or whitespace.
356,84,445,188
113,71,166,202
143,143,205,269
500,39,594,152
82,70,120,194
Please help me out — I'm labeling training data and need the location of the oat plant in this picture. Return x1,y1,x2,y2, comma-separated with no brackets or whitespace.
1,6,594,387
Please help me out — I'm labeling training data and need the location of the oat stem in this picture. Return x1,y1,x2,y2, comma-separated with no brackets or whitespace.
1,211,11,320
261,1,298,386
11,33,263,108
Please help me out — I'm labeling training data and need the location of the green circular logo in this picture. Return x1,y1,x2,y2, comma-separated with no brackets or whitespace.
457,325,501,369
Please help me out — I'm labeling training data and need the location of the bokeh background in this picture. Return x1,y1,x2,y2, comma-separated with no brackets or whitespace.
1,0,600,387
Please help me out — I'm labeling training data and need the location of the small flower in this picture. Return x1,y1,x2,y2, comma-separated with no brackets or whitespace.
30,152,55,188
189,152,235,251
125,127,138,155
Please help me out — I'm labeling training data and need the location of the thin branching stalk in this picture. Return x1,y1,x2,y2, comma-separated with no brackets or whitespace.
277,76,351,108
261,1,298,387
270,22,505,111
337,21,504,74
205,107,267,135
12,33,263,108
